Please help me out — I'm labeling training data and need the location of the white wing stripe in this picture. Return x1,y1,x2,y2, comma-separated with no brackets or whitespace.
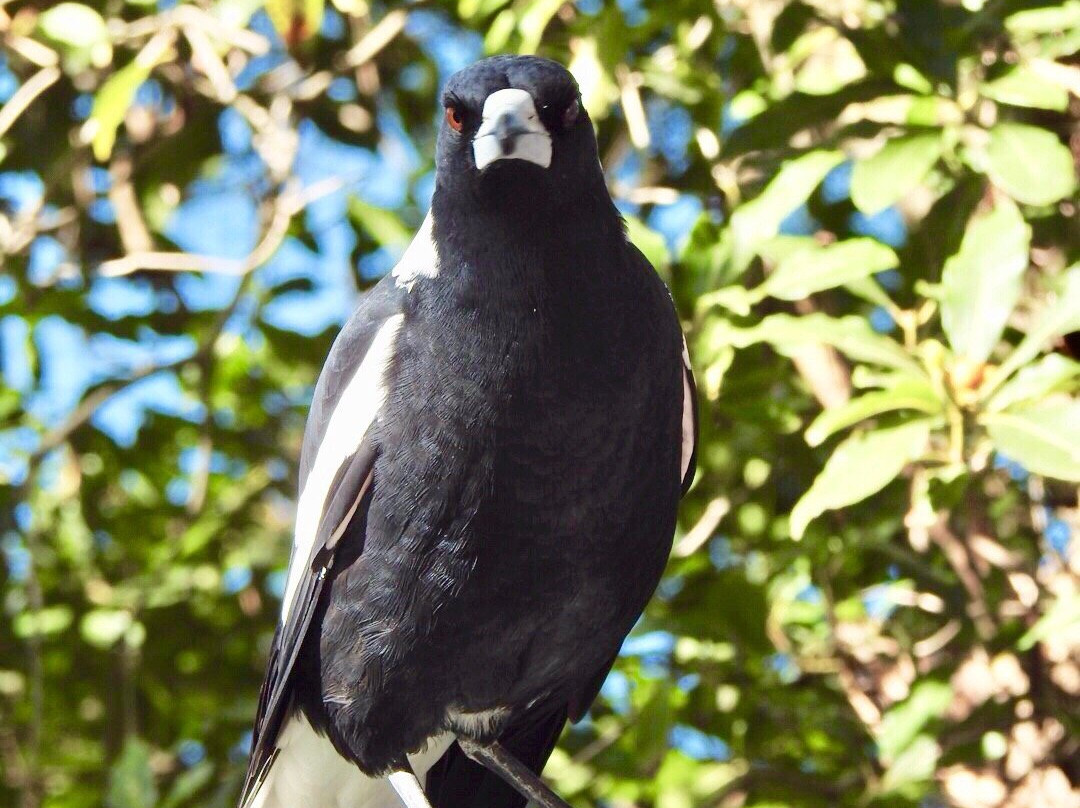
680,340,695,484
281,313,406,621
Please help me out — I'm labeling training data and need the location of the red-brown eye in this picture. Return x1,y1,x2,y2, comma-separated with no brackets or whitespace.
445,106,464,132
563,98,580,128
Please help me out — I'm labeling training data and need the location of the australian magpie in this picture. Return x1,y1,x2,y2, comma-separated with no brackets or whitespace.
238,54,697,808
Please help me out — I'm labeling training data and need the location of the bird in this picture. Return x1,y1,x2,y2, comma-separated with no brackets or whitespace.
237,54,697,808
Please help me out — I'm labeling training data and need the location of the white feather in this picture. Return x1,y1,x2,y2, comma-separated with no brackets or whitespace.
281,314,405,622
249,715,453,808
680,339,695,485
392,213,440,290
472,88,552,171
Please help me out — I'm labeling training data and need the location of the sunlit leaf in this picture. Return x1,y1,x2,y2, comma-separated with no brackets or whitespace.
940,197,1030,364
347,197,411,248
720,313,923,375
805,380,942,446
790,419,931,539
981,66,1069,111
987,265,1080,393
876,681,952,762
729,150,843,268
760,238,898,300
89,61,155,162
986,353,1080,412
13,606,73,638
850,131,943,214
984,123,1077,206
38,3,110,71
81,609,134,649
625,215,670,273
984,402,1080,482
1018,590,1080,651
881,734,940,793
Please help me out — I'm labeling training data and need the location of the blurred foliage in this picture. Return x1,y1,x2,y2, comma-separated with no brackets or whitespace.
1,1,1078,807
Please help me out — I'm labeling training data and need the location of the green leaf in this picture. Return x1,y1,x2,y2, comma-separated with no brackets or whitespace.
845,275,895,308
729,150,843,268
805,380,942,446
107,738,158,808
13,606,73,638
759,238,898,300
988,265,1080,393
517,0,563,54
984,123,1077,206
984,402,1080,482
265,0,324,44
624,215,671,272
721,313,923,375
876,681,952,762
81,609,134,649
1005,3,1080,37
39,3,108,50
881,734,940,793
982,66,1069,111
986,353,1080,412
160,762,213,808
1018,591,1080,651
89,61,155,162
940,197,1030,364
347,198,411,248
790,419,931,539
850,132,943,214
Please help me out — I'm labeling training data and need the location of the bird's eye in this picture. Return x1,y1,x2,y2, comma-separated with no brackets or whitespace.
445,105,465,132
562,98,580,128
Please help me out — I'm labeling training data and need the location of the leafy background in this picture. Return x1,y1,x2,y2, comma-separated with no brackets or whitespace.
0,0,1078,806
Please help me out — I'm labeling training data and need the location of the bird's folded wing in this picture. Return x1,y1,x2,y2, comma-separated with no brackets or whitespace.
680,338,698,494
238,288,409,808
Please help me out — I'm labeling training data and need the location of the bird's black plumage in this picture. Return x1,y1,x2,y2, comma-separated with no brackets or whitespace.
239,55,696,808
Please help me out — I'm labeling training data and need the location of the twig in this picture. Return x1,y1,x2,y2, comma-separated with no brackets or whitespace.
183,23,238,103
3,36,58,68
615,65,650,149
27,354,194,466
99,176,345,277
342,10,408,68
108,154,154,254
672,496,730,557
927,519,995,639
0,66,60,138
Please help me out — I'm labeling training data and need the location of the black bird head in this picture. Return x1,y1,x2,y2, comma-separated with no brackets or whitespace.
434,56,606,215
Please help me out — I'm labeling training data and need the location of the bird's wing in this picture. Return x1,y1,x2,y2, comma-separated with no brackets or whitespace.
680,335,698,494
239,219,439,808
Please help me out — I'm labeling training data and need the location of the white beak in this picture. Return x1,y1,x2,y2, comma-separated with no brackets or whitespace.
472,88,552,171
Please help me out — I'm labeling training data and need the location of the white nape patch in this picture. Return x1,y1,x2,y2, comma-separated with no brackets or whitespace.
281,314,406,622
249,715,452,808
473,88,552,171
680,340,695,485
392,214,440,291
446,706,509,737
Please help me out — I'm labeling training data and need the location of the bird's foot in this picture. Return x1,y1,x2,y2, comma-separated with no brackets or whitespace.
456,738,573,808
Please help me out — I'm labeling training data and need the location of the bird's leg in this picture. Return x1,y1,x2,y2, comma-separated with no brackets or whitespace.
388,767,434,808
456,738,573,808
